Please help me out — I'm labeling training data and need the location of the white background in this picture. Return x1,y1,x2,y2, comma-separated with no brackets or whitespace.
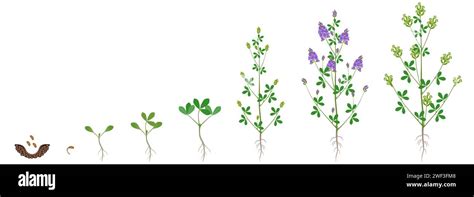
0,0,472,164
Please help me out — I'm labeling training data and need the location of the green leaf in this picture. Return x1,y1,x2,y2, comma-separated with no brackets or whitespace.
268,92,277,103
435,72,446,85
201,98,210,108
201,106,212,115
239,114,248,125
311,106,321,117
141,112,147,121
435,109,446,122
179,106,187,115
147,121,156,127
131,122,140,130
193,99,200,108
345,84,354,96
153,122,163,129
274,115,283,126
85,126,94,133
350,113,359,125
213,106,221,115
148,112,155,120
395,101,406,114
105,125,114,132
186,103,195,114
401,70,411,83
397,90,409,100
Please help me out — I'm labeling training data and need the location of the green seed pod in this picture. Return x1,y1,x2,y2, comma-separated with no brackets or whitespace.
427,16,438,29
453,76,462,85
422,92,432,106
280,101,285,108
391,45,403,58
246,42,251,49
402,14,413,27
273,79,279,85
240,72,245,78
440,52,452,66
416,2,425,17
410,44,420,59
265,44,269,51
257,27,261,34
384,74,393,86
237,100,242,107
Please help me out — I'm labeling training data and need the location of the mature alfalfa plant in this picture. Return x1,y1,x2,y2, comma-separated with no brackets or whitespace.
384,2,462,160
302,10,368,161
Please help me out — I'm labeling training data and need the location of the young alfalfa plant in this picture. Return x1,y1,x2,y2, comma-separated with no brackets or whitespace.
85,125,114,161
302,10,368,161
385,2,462,160
238,27,284,160
179,98,221,161
131,112,163,161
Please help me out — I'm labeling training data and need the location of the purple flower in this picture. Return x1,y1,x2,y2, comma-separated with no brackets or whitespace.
332,10,337,18
363,85,369,92
339,29,349,45
352,56,363,71
327,60,336,71
308,48,319,64
318,22,330,41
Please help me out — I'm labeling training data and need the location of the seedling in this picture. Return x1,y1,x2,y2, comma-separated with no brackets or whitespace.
302,10,368,161
385,2,462,160
238,27,285,160
131,112,163,161
179,98,221,161
85,125,114,161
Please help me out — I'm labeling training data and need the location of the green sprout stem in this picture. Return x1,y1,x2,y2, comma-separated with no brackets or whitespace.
95,133,107,162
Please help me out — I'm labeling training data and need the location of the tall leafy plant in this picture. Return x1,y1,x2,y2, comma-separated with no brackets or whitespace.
302,10,368,160
385,2,462,160
238,27,285,160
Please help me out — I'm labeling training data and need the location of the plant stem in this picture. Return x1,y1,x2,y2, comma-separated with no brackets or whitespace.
145,132,154,161
97,133,106,161
419,22,427,161
196,111,208,161
198,125,207,161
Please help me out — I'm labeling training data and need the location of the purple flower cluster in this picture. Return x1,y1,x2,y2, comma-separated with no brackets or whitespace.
308,48,319,64
327,60,336,71
318,22,330,41
352,56,363,71
339,29,349,45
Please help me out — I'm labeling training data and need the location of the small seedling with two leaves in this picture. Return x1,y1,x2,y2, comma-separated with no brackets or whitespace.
85,125,114,161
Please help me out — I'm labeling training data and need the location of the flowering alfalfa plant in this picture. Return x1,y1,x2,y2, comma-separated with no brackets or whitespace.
131,112,163,161
302,10,368,160
238,27,284,160
385,2,461,160
179,98,221,161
